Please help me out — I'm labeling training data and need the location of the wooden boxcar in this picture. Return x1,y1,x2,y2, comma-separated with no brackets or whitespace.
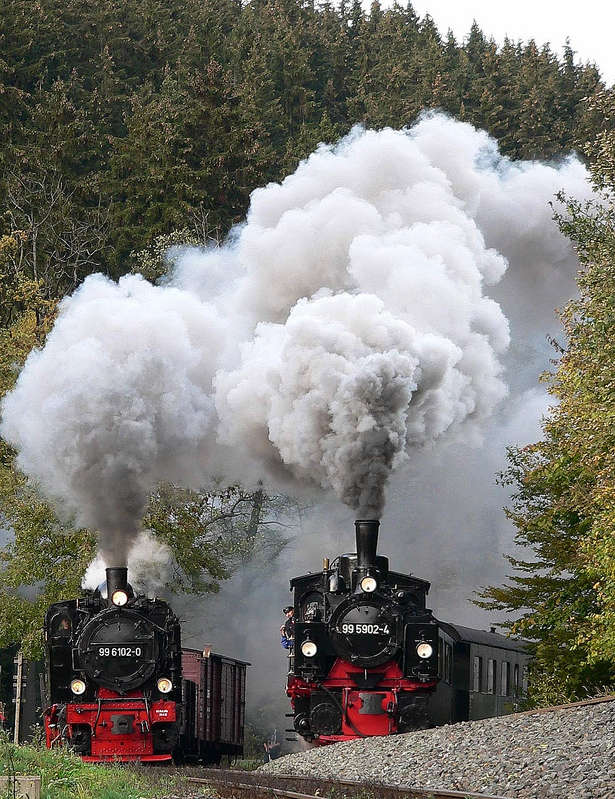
181,648,248,763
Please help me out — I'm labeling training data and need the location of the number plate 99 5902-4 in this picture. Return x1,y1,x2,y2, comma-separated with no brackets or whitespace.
338,623,390,635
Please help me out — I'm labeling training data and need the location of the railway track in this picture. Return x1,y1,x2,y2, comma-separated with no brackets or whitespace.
187,696,615,799
187,769,514,799
509,692,615,716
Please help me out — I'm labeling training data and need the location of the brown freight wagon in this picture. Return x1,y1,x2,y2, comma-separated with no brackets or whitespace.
180,648,249,763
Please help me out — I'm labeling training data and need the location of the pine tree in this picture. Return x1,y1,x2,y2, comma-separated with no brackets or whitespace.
106,58,250,266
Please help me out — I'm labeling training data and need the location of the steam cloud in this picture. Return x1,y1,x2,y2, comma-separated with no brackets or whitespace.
1,277,226,562
83,530,173,594
0,114,592,564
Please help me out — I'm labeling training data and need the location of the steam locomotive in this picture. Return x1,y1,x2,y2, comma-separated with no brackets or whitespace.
43,568,246,762
286,520,530,743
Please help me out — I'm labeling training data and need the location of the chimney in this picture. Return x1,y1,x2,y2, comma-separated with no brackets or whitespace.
106,567,128,603
355,519,379,569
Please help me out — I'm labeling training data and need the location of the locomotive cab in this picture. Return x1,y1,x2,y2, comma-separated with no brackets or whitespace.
287,520,440,743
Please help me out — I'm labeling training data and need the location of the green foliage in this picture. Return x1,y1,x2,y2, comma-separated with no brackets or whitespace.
144,483,295,594
0,241,95,658
0,0,608,293
580,91,615,190
0,236,93,655
476,123,615,703
130,229,202,283
0,732,196,799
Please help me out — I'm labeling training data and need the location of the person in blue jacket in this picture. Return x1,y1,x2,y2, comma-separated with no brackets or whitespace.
280,606,294,649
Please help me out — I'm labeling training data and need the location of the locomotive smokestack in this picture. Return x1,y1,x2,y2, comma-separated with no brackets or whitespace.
106,567,128,605
355,519,379,568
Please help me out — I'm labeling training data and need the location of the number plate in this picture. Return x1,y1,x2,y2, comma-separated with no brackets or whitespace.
338,623,390,635
96,646,143,657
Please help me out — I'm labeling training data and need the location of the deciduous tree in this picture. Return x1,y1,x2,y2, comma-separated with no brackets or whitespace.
477,104,615,700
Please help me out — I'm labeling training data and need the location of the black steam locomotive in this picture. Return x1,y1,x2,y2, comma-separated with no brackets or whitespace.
286,520,530,743
44,567,246,762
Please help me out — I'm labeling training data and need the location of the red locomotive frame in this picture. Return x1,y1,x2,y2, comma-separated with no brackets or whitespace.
43,648,247,763
44,688,176,762
287,659,436,741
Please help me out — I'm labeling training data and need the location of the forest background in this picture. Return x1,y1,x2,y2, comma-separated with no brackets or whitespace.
1,0,615,729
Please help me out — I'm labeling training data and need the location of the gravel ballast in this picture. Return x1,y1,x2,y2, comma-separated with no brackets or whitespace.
261,700,615,798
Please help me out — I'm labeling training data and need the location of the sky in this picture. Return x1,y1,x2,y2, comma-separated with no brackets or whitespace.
402,0,615,85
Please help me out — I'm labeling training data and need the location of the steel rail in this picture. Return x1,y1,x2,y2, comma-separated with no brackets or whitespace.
510,693,615,717
189,775,322,799
187,769,514,799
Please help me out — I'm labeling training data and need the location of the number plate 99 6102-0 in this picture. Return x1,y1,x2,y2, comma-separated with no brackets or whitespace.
97,646,142,657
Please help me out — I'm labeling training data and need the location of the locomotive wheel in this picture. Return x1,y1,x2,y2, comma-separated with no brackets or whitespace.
69,724,91,756
309,701,342,736
397,692,432,731
152,722,180,754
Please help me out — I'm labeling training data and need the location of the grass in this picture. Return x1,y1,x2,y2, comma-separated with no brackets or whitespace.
0,733,207,799
231,759,261,771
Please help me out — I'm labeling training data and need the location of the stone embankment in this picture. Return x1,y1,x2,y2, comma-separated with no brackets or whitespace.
262,699,615,798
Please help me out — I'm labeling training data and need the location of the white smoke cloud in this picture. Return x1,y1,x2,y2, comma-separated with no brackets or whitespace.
216,288,506,516
1,274,227,563
83,530,173,595
0,114,594,563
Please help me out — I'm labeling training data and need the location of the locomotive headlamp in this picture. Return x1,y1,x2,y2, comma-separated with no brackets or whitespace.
360,576,377,593
111,589,128,606
416,642,433,659
301,640,318,657
70,678,86,695
157,677,173,693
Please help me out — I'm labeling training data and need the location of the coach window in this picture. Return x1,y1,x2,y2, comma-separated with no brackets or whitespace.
513,663,519,696
500,661,510,696
472,656,483,692
487,658,496,694
522,665,529,695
